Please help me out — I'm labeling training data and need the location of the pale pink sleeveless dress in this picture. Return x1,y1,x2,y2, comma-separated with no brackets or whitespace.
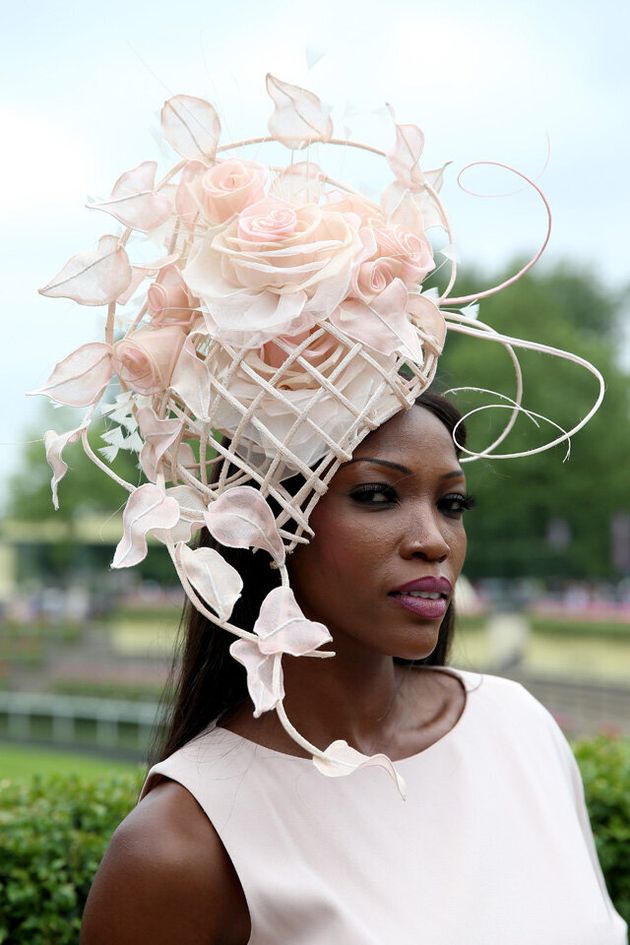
139,667,628,944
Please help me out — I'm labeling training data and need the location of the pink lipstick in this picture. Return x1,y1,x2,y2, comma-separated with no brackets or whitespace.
388,576,452,620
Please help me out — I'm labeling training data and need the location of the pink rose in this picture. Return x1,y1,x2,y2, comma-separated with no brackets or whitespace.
112,326,186,394
354,224,434,299
200,159,267,223
182,197,362,344
147,265,199,329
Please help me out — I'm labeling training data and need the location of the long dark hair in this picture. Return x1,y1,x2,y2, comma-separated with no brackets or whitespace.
148,390,467,766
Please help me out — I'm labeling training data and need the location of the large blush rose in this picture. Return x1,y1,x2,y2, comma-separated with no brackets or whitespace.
203,327,400,469
182,197,362,346
112,326,186,394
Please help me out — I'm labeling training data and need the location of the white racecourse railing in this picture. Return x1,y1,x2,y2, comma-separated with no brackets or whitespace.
0,692,162,755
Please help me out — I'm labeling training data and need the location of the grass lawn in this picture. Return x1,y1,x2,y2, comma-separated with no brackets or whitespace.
452,625,630,682
0,741,143,782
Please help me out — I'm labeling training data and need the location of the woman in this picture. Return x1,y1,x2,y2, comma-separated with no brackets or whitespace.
33,76,623,943
78,392,627,944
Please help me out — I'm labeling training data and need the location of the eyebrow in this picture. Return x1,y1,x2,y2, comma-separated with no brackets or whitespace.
341,457,465,480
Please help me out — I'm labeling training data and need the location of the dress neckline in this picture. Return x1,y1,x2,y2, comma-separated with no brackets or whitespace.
213,666,482,767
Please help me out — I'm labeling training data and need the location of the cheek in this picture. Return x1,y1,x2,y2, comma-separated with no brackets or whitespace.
290,503,392,593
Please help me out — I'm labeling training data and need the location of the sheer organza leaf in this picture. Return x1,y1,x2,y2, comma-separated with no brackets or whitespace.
312,739,407,799
87,160,172,232
229,641,284,718
331,280,423,361
253,587,332,656
266,74,333,150
161,94,221,162
153,485,207,544
112,484,180,568
136,406,183,481
178,543,243,621
29,343,114,407
204,486,285,565
38,235,132,305
44,421,89,510
407,295,447,352
169,335,212,419
387,117,426,191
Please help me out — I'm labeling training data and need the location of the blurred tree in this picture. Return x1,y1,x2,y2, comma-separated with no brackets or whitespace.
436,262,630,579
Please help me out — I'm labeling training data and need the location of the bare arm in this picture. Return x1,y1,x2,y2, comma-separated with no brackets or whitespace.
79,780,250,945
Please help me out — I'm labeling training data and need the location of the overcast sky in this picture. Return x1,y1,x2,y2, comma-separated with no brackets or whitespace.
2,0,628,502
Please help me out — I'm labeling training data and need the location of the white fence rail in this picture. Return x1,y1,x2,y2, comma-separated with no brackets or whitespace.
0,692,161,755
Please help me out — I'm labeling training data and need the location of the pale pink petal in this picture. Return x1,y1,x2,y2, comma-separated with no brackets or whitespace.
425,162,451,194
178,543,243,621
161,94,221,162
407,294,447,353
176,443,197,467
38,235,132,305
253,587,332,656
44,422,89,510
175,160,207,221
116,267,150,305
136,406,183,481
153,485,207,544
387,120,426,191
229,640,284,718
269,161,325,203
87,160,172,232
312,740,407,799
112,484,180,569
331,280,424,362
169,335,212,419
204,486,285,565
29,343,114,407
266,73,333,150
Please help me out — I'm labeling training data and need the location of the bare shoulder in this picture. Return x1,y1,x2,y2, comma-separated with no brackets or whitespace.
79,778,251,945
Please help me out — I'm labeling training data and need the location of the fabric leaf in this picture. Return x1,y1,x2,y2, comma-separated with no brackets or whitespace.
38,235,132,305
266,74,333,150
312,740,407,799
161,94,221,162
331,280,424,362
29,343,114,407
229,641,284,718
178,543,243,621
87,160,172,232
253,587,332,656
387,116,426,191
44,421,89,510
407,294,447,352
204,486,285,565
153,485,207,544
112,484,180,568
136,406,183,481
170,335,212,419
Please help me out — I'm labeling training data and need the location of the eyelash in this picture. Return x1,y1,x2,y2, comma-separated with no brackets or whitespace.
349,483,476,517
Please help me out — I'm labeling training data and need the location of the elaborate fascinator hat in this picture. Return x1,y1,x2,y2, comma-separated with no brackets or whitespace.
33,76,603,800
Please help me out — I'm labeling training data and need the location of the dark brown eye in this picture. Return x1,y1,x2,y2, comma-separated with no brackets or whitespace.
438,493,476,517
350,483,398,505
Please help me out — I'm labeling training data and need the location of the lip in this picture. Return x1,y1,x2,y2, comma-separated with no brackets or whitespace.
387,576,453,621
389,576,453,595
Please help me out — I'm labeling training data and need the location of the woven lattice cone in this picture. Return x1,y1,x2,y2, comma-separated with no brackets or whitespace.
165,313,443,553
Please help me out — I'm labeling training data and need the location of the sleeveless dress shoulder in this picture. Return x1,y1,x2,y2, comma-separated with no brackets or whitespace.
139,667,628,945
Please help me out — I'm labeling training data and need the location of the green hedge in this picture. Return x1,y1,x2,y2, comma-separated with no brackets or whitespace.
1,738,629,942
0,769,145,945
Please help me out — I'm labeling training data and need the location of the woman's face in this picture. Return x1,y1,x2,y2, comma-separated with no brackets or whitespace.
288,405,471,662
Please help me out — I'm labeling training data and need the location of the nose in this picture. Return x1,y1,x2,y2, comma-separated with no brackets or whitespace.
400,506,450,563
